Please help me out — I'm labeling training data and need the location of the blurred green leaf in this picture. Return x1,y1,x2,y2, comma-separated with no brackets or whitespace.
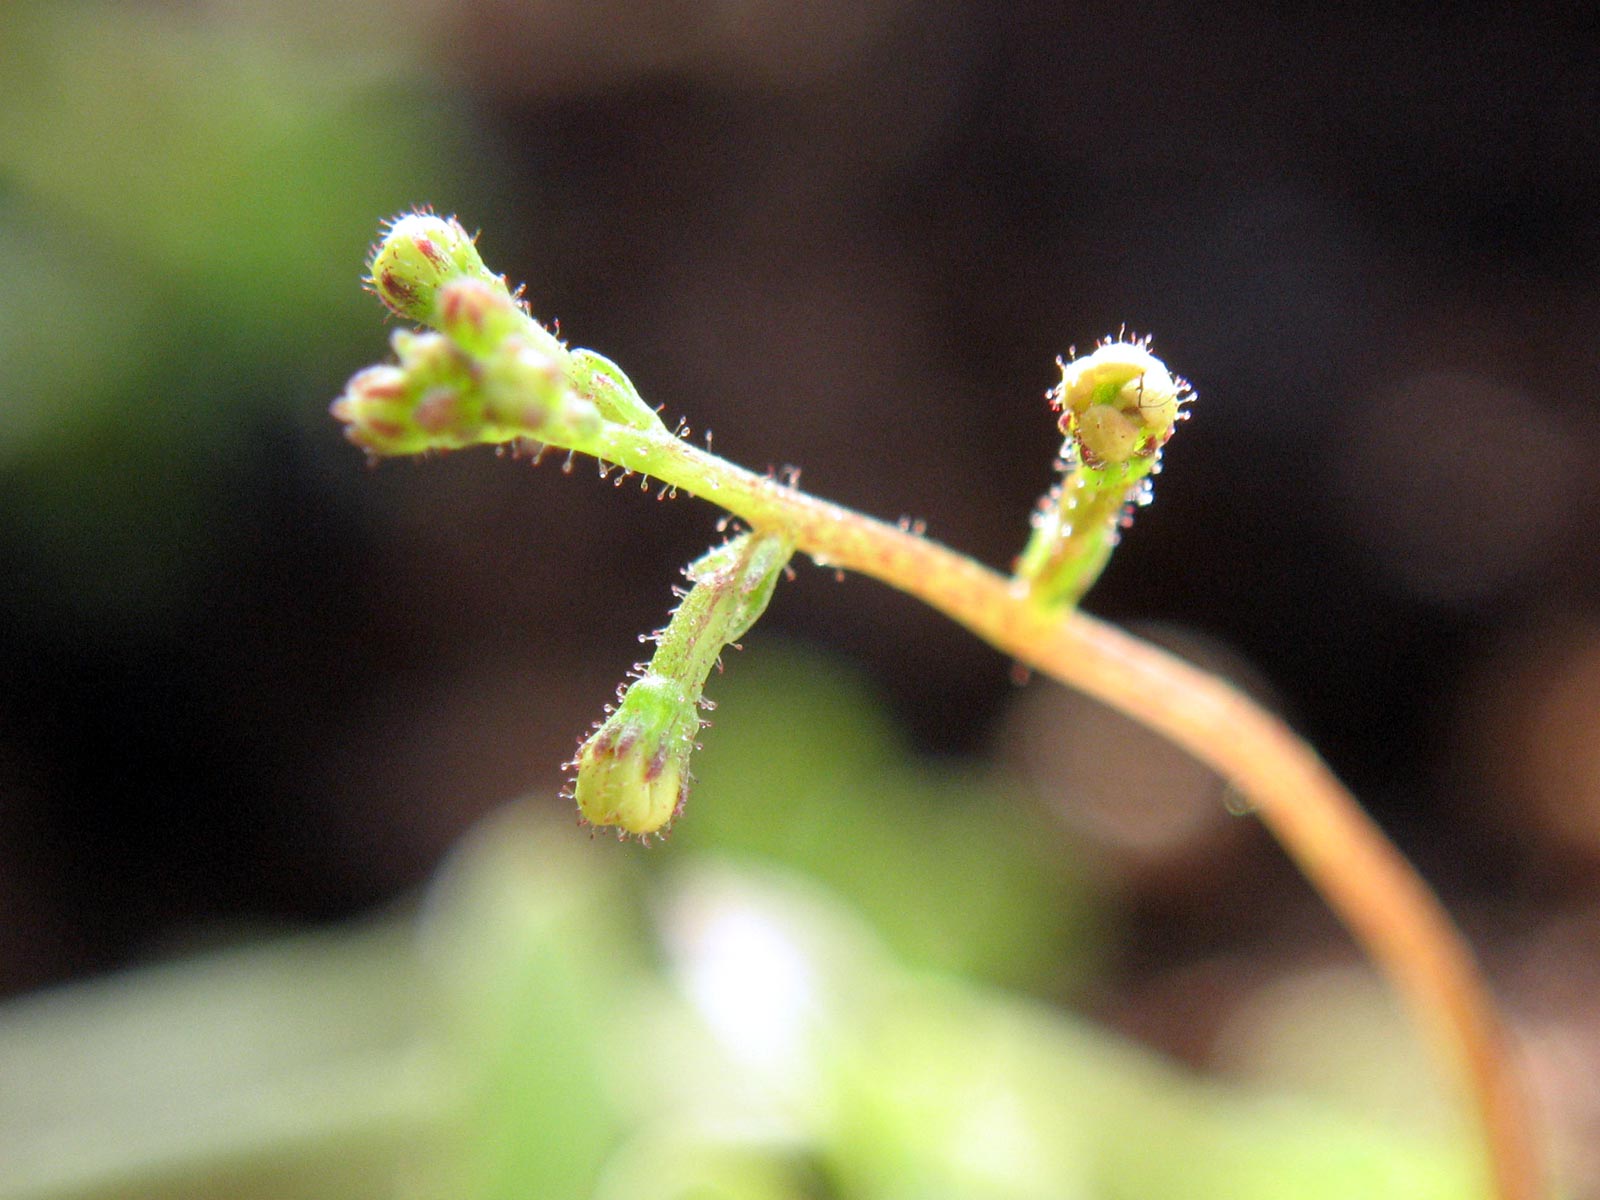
0,804,1484,1200
670,643,1102,993
0,2,476,611
420,806,658,1200
0,919,446,1200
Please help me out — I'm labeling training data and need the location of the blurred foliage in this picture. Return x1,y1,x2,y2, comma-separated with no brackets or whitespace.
0,651,1480,1199
0,1,473,612
674,646,1101,995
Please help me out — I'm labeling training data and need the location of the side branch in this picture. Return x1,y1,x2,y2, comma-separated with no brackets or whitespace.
624,437,1541,1200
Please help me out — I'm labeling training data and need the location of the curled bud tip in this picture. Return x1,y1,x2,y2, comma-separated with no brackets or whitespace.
1055,341,1186,466
368,212,494,324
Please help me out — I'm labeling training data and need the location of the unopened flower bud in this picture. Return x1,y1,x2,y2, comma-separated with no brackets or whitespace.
480,336,600,443
573,675,698,836
1054,341,1184,467
434,276,525,357
329,364,416,454
368,212,498,324
330,331,486,455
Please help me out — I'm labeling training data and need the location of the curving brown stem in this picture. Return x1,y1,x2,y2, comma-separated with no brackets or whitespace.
1005,606,1542,1200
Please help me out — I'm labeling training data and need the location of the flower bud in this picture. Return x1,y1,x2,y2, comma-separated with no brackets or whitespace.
328,364,416,454
368,212,498,324
330,330,486,455
573,674,698,836
434,276,525,358
1054,341,1184,467
479,336,601,444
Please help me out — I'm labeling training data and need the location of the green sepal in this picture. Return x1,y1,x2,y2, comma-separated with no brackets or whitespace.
569,349,667,433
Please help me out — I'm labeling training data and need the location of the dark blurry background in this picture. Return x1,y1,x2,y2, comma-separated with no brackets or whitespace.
2,0,1599,1186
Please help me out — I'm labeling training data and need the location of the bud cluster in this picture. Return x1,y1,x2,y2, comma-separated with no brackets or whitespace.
329,320,601,456
332,211,666,458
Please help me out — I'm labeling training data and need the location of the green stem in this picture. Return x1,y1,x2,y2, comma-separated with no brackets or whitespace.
651,532,794,683
1012,468,1128,608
